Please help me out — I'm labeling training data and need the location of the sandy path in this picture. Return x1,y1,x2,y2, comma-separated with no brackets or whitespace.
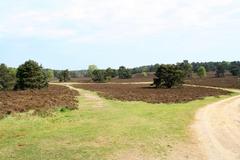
192,94,240,160
52,83,104,108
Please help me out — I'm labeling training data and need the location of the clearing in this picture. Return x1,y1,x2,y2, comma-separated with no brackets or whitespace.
0,83,234,160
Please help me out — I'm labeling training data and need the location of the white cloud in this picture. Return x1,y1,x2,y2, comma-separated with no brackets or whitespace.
0,0,239,42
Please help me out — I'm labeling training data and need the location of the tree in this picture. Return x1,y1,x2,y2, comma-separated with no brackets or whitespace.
229,62,240,76
91,70,106,82
153,64,160,72
197,66,207,78
215,64,225,77
58,69,71,82
0,64,16,90
118,66,132,79
178,60,192,78
8,67,17,76
15,60,48,90
44,69,54,81
105,67,117,80
152,65,184,88
87,65,98,77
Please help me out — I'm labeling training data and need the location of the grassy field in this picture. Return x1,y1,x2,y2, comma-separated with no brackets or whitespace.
0,88,235,160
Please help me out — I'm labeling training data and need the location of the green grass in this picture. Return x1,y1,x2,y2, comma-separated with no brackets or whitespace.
0,91,236,160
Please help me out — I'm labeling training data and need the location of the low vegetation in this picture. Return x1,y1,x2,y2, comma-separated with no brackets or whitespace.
72,84,230,103
0,85,78,118
186,73,240,89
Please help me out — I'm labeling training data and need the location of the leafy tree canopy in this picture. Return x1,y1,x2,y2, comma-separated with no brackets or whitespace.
92,70,106,82
87,65,98,77
0,64,16,90
118,66,132,79
58,69,71,82
15,60,48,90
152,65,184,88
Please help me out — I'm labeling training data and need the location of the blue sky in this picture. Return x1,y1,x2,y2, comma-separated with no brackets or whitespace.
0,0,240,70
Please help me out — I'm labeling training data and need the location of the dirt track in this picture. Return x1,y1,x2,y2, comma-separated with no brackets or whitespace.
193,94,240,160
54,83,105,108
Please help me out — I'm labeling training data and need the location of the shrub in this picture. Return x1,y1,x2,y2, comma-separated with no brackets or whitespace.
197,66,207,78
142,72,148,77
118,66,132,79
15,60,48,90
152,65,184,88
0,64,16,90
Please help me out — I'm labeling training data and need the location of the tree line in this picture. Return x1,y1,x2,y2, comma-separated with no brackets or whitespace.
67,61,240,80
1,60,240,90
0,60,50,90
87,65,132,83
0,60,74,91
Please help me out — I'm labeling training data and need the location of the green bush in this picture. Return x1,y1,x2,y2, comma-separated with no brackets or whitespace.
152,65,184,88
197,66,207,78
15,60,48,90
142,72,148,77
0,64,16,90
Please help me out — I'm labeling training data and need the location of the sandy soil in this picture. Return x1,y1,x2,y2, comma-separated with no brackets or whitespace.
192,94,240,160
56,83,104,108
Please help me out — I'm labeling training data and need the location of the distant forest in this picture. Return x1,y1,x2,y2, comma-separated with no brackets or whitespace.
56,61,240,78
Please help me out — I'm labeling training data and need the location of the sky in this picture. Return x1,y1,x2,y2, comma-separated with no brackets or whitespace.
0,0,240,70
